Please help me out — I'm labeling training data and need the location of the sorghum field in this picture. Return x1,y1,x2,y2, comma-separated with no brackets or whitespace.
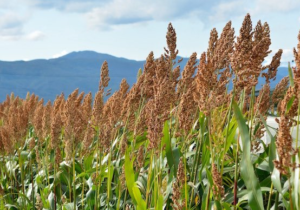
0,13,300,210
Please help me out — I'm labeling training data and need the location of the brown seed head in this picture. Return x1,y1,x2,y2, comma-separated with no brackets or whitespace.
194,52,230,115
75,92,85,108
274,114,297,175
178,88,197,132
231,14,270,92
32,99,44,139
254,83,270,115
171,158,186,210
165,23,178,61
213,21,235,69
207,28,218,60
263,49,283,83
50,111,62,149
177,158,185,185
42,101,52,139
82,124,95,154
141,51,156,98
212,163,225,199
99,60,110,90
120,135,127,156
92,91,103,127
135,145,144,171
55,147,62,166
271,76,289,106
279,86,298,117
177,52,197,95
0,126,13,154
82,92,92,123
294,30,300,71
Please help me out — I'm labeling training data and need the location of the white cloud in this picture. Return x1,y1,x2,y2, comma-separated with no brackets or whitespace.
254,0,300,13
25,0,106,12
209,1,246,23
52,50,68,58
26,30,45,41
281,49,294,62
0,13,25,40
0,0,299,35
85,0,225,30
1,0,299,33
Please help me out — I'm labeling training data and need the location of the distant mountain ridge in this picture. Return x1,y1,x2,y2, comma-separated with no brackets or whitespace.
0,51,146,102
0,51,289,102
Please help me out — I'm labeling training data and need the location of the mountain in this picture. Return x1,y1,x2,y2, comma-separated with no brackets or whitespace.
0,51,289,102
0,51,145,102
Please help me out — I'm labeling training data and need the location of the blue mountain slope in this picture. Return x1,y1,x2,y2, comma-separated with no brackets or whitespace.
0,51,288,102
0,51,146,101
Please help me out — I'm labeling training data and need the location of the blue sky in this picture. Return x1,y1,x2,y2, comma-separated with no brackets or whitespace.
0,0,299,62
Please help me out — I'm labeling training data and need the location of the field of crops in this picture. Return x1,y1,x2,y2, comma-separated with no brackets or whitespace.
0,13,300,209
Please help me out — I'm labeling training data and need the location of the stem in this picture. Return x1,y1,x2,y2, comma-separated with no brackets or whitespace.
97,151,102,207
46,139,50,187
249,87,256,139
107,151,111,208
10,155,13,201
266,183,273,210
123,190,128,209
184,155,188,210
73,148,76,210
205,187,211,210
221,93,234,176
296,99,300,149
289,177,294,210
233,133,240,210
189,134,201,208
54,154,57,210
81,173,85,209
146,151,153,208
69,165,72,203
153,155,157,209
19,149,25,205
31,157,34,207
116,181,122,210
274,191,279,210
95,138,99,209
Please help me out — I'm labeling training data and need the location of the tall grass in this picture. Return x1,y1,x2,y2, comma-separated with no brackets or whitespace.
0,13,300,210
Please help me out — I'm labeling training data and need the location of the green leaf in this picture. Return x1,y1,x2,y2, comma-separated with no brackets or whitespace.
293,155,300,210
214,200,222,210
286,96,295,114
201,185,211,210
124,150,146,209
233,101,264,210
156,192,164,210
48,192,55,210
260,114,276,171
83,154,94,171
132,185,147,210
205,167,214,187
162,121,176,173
271,155,282,193
63,203,75,210
164,166,174,201
222,202,232,210
200,135,210,172
107,162,114,201
224,120,238,154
